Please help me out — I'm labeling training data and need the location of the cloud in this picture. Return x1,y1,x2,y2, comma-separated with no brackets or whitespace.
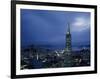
71,17,90,32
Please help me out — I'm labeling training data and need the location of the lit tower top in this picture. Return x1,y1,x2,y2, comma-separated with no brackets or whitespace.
67,23,70,34
65,22,72,52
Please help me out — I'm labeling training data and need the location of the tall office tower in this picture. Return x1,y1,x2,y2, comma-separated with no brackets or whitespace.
65,23,72,52
62,23,72,67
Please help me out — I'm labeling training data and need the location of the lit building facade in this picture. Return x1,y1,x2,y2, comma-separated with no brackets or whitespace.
61,23,73,67
65,23,72,52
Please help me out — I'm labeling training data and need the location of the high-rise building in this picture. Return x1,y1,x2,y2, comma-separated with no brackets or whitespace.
62,23,72,67
65,23,72,53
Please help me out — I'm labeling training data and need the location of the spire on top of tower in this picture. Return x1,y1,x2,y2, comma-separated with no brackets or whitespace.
67,22,70,34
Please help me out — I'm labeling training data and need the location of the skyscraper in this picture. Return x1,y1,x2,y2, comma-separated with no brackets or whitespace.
65,23,72,52
62,23,72,67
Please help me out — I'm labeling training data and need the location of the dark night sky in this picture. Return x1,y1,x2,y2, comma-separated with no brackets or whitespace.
21,9,90,49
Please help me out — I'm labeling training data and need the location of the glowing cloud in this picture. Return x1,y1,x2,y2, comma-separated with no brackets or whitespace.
71,17,90,32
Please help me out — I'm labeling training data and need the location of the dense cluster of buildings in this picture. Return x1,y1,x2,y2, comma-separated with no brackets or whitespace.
21,23,90,69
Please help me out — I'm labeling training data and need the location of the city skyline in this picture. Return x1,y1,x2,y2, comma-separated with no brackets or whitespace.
21,9,90,50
